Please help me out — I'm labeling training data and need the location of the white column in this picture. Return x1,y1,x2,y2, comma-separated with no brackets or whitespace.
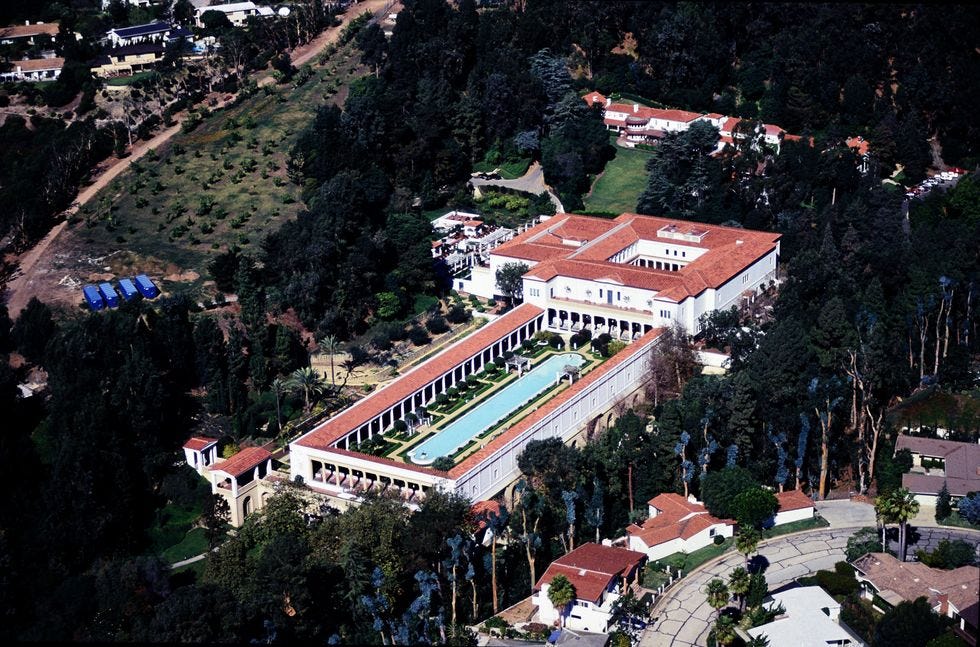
231,477,239,497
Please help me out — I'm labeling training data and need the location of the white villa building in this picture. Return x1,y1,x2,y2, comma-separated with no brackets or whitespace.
195,2,275,27
582,91,802,152
461,213,780,337
533,543,646,633
0,57,64,82
746,586,864,647
182,435,219,475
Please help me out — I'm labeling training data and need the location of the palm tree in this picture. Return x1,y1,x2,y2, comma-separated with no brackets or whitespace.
728,567,750,612
288,366,326,413
704,578,730,618
736,528,761,567
318,335,339,388
876,488,919,561
270,377,288,432
714,615,737,646
745,635,770,647
547,574,577,628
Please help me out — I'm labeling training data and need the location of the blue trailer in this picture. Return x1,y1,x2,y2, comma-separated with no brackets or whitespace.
118,278,139,301
83,285,105,311
135,274,159,298
99,282,120,308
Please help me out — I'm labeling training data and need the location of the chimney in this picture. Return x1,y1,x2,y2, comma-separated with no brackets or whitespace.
736,240,744,245
937,593,949,616
633,103,639,113
605,97,611,107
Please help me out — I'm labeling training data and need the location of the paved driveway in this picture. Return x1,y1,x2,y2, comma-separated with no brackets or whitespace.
642,527,857,647
470,162,565,213
641,507,979,647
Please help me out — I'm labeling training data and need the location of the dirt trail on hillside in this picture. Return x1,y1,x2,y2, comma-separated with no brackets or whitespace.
2,0,399,317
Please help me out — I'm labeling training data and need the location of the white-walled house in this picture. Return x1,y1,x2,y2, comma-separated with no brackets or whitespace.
464,213,780,337
895,435,980,506
772,489,816,527
625,493,734,562
533,543,646,633
0,57,64,82
182,435,219,475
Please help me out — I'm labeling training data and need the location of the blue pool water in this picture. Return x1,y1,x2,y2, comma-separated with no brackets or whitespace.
409,352,585,465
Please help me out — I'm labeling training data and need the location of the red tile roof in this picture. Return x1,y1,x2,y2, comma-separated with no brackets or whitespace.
583,91,607,107
183,436,218,451
471,499,502,532
294,304,545,451
213,446,271,478
776,489,814,512
648,493,703,515
448,326,664,478
845,136,870,156
495,213,780,300
0,22,59,39
12,57,64,72
534,543,646,603
627,495,732,548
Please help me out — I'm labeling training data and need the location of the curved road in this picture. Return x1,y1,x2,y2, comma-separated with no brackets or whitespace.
470,161,565,213
642,501,979,647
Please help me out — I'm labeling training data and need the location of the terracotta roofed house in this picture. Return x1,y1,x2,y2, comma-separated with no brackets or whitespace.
851,552,979,642
182,435,219,474
625,493,734,561
532,542,646,633
772,489,816,527
895,435,980,505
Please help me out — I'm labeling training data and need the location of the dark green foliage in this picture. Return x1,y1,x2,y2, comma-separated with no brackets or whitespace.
935,482,952,522
873,597,946,647
915,539,977,570
732,487,779,529
408,325,431,347
10,297,55,364
208,248,241,293
845,527,883,561
700,467,759,520
426,315,449,335
815,569,859,597
431,456,454,471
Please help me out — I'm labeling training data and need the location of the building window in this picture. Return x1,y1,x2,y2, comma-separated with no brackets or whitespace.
709,528,716,537
682,251,686,257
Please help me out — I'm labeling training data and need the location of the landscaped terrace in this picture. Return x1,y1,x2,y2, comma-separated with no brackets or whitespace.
348,332,606,469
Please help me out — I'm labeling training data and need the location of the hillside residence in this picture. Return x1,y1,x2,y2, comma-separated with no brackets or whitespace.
533,543,646,633
106,21,175,47
0,21,60,46
851,552,979,643
746,586,864,647
895,435,980,505
582,91,802,153
624,493,734,561
91,42,166,77
461,212,780,337
195,2,275,28
0,57,63,82
206,446,276,527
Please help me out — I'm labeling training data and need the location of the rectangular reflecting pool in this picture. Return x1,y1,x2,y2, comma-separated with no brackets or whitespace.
409,352,586,465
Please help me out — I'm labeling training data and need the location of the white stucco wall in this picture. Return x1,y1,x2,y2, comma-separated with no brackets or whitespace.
772,506,813,527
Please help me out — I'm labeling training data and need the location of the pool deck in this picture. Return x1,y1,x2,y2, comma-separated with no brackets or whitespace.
377,346,604,466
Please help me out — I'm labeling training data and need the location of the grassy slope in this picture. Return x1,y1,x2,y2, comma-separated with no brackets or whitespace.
583,143,652,214
71,45,366,294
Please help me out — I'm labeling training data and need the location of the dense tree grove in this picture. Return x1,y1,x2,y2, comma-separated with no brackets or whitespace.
0,2,978,643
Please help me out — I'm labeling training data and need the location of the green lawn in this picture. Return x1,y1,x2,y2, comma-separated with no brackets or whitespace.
583,143,652,214
147,501,201,554
655,537,735,573
106,71,157,86
762,515,831,538
160,527,208,563
71,43,367,296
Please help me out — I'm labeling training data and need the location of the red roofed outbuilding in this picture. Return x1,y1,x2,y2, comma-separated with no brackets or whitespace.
773,489,815,527
182,436,219,474
532,543,646,633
